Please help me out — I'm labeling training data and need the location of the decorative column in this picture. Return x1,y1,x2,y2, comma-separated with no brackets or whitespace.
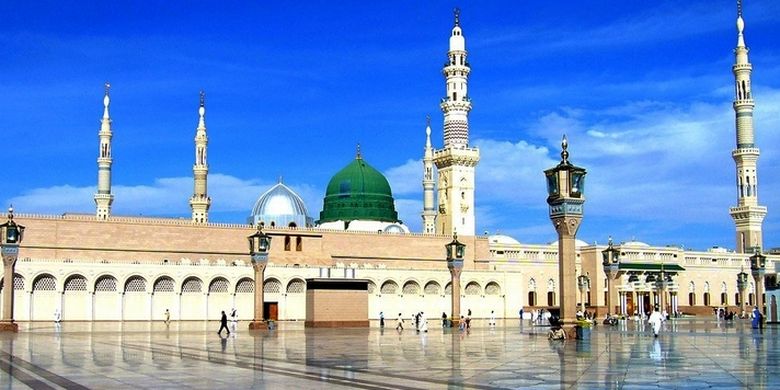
248,227,272,330
737,267,749,315
544,135,587,325
446,234,466,326
0,207,25,332
602,237,622,315
654,267,671,316
750,249,766,313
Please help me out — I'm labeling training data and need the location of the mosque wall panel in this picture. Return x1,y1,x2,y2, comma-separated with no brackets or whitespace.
151,293,177,321
31,291,58,321
207,293,232,321
63,293,90,321
123,293,150,320
94,293,122,320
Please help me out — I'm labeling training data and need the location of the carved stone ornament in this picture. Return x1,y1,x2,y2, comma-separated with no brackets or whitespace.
552,216,581,237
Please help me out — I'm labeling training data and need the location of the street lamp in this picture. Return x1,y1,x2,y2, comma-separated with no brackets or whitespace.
544,135,587,325
654,266,671,317
577,273,590,315
737,267,749,316
248,227,271,330
446,233,465,327
1,206,25,332
750,249,766,314
601,237,621,316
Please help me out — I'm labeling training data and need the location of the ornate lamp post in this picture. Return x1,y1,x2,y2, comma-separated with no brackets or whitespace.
544,135,586,325
248,227,271,330
577,273,590,314
654,266,671,316
750,249,766,314
601,237,621,316
737,267,749,316
0,207,25,332
446,233,466,327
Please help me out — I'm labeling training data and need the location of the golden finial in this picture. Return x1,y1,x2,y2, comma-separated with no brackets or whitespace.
560,134,569,164
199,90,205,107
737,0,743,18
356,143,362,159
426,115,431,127
454,7,460,26
104,82,111,96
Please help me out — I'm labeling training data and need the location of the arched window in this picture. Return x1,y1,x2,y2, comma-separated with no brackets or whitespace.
444,282,452,295
264,278,282,293
380,281,398,295
33,274,57,291
688,292,696,306
528,291,537,306
286,279,305,294
402,281,420,295
367,281,376,294
236,278,254,294
95,276,117,292
209,278,229,293
547,292,556,306
124,276,147,293
721,292,728,305
13,274,24,290
424,281,441,295
703,292,711,306
64,275,87,291
485,282,501,295
464,282,481,296
181,277,203,293
153,277,175,292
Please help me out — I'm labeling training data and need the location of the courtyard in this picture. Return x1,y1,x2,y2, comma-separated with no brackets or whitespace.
0,319,776,389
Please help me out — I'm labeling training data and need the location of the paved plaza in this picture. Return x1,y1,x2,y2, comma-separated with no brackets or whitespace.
0,319,776,389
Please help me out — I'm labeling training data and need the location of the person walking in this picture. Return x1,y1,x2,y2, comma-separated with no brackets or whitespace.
752,306,763,329
230,308,238,332
442,312,448,327
379,311,385,328
648,305,664,337
217,310,230,335
396,312,404,331
54,308,61,323
489,310,496,327
164,309,171,326
419,312,428,333
519,307,524,324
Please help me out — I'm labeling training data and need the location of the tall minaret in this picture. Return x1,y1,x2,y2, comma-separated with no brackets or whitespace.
421,116,436,234
189,90,211,223
94,82,114,220
433,8,480,236
729,0,767,253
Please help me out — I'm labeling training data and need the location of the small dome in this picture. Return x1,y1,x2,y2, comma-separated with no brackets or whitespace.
489,234,521,245
383,224,405,234
248,182,313,228
318,155,399,224
622,240,650,248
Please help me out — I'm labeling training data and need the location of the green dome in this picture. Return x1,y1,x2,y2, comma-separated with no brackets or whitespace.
318,156,399,224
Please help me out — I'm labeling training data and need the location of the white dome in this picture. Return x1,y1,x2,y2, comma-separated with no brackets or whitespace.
622,240,650,248
248,182,313,227
488,234,521,245
550,239,590,248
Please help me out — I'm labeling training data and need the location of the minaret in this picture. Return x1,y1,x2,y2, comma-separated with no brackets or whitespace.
189,90,211,223
433,8,480,236
729,0,767,253
94,82,114,220
421,116,437,234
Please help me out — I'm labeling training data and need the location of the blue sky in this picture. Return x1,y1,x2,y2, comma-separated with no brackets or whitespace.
1,1,779,251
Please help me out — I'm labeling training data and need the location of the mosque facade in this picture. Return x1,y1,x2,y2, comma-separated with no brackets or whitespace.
2,7,779,324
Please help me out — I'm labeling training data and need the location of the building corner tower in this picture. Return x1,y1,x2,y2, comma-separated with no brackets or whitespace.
729,0,767,253
422,116,437,234
433,8,480,236
94,82,114,220
189,91,211,224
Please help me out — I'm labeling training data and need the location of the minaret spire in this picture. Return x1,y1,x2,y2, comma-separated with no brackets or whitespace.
94,82,114,220
422,116,437,234
433,9,480,236
190,90,211,224
729,1,766,253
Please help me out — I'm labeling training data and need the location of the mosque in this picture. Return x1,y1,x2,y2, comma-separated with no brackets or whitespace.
2,6,779,325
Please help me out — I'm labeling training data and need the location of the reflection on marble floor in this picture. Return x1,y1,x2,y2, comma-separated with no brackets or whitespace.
0,319,777,389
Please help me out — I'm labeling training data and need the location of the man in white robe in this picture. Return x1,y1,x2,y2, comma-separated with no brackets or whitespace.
648,306,664,337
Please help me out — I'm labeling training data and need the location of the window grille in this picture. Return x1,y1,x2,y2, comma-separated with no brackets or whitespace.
154,277,174,292
286,279,305,294
402,282,420,294
236,279,254,293
182,278,202,293
445,283,452,295
380,281,398,294
424,282,440,295
367,282,376,294
33,275,56,291
95,276,117,292
64,276,87,291
485,282,501,295
209,278,229,293
125,277,146,292
13,274,24,290
264,279,281,293
465,282,481,296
